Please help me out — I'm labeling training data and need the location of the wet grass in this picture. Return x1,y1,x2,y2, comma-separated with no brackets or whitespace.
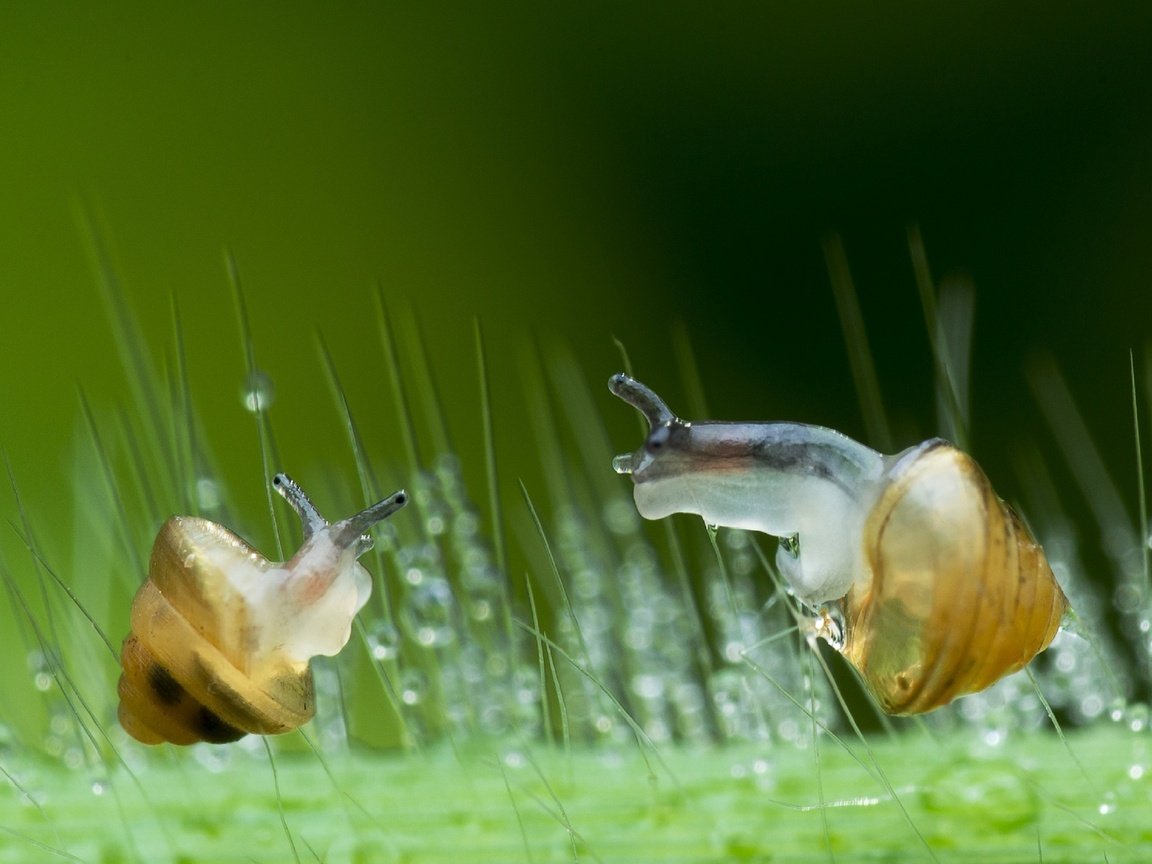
0,232,1147,861
0,724,1148,862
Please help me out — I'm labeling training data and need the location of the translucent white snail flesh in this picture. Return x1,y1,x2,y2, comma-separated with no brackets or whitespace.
608,373,1069,715
117,474,407,745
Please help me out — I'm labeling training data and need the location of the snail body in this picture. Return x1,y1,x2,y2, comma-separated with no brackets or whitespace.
117,474,407,745
608,373,1068,715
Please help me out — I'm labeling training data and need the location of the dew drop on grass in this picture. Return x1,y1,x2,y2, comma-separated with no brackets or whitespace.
367,621,400,661
195,476,221,510
416,625,455,647
240,369,275,413
603,498,638,534
631,674,664,700
1109,698,1126,722
1079,694,1105,719
454,511,478,537
400,670,426,705
1125,702,1149,732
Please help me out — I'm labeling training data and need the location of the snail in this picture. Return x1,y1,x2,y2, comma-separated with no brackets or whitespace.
117,474,407,745
608,373,1068,715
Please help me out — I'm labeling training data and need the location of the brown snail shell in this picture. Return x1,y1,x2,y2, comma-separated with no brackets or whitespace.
117,474,407,745
840,439,1068,715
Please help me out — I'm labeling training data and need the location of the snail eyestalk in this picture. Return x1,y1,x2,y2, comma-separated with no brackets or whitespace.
608,372,677,427
331,490,408,552
273,472,326,540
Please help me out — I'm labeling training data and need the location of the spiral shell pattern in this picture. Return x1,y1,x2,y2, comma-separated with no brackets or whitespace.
841,439,1068,715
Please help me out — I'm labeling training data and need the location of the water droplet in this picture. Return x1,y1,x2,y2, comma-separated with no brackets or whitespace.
611,453,634,475
1109,698,1127,722
603,498,638,535
195,477,221,510
1113,583,1141,613
399,670,425,705
632,674,664,700
1079,694,1105,719
454,512,478,537
1128,764,1145,780
91,781,107,796
367,621,400,661
241,370,275,413
1126,703,1149,732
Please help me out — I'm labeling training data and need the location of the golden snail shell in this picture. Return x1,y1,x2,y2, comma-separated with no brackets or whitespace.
841,439,1067,714
117,474,407,745
608,373,1069,715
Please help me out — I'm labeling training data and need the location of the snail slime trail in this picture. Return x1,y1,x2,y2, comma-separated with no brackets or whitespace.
608,373,1068,716
117,473,408,745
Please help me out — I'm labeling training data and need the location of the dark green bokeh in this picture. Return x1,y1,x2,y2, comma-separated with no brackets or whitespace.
2,4,1150,596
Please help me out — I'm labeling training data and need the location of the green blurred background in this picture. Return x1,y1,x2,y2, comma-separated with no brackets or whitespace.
1,3,1151,596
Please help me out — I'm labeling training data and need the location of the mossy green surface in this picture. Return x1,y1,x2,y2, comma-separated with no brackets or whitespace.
1,724,1146,863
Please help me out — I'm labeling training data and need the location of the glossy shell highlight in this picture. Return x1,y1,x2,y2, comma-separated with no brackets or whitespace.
117,518,313,745
840,440,1068,714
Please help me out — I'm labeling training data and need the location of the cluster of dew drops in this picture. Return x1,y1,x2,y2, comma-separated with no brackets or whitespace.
18,365,1150,778
39,471,1149,770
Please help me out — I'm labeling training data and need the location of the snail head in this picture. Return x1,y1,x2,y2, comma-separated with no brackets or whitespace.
607,373,692,483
